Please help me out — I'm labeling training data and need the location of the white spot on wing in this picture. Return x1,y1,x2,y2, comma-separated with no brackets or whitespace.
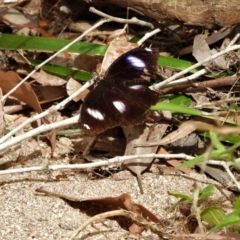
129,85,144,90
126,55,145,69
113,101,126,113
145,48,152,52
83,123,91,129
86,108,104,120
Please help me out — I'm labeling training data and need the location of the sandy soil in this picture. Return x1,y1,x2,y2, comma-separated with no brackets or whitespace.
0,143,235,240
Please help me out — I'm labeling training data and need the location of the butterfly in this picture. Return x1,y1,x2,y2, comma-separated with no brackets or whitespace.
79,47,160,135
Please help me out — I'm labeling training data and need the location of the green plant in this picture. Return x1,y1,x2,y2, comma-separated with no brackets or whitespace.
168,184,225,228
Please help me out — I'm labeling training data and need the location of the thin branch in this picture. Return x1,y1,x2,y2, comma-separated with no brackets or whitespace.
1,153,240,176
90,7,154,29
2,18,111,102
0,80,94,144
0,116,78,152
137,28,161,46
0,153,193,175
69,210,131,239
152,44,240,90
164,69,207,87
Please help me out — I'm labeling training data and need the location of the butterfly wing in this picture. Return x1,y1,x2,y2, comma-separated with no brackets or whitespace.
80,48,160,135
104,48,159,84
80,80,159,135
79,81,123,135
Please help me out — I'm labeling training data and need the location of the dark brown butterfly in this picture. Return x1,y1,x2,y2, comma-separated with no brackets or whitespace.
79,48,160,135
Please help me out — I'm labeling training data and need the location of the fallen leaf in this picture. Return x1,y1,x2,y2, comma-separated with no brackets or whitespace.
158,147,192,174
33,69,66,86
0,71,42,113
35,188,163,233
122,123,168,194
99,29,138,77
66,77,89,102
159,121,197,145
193,34,227,69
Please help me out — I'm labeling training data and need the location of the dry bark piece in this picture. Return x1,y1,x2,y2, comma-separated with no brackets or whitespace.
86,0,240,28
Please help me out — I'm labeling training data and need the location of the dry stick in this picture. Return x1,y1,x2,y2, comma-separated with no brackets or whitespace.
69,210,129,240
227,33,240,48
90,7,154,29
0,153,193,175
0,151,239,177
0,18,111,144
69,209,163,240
152,44,240,90
137,28,161,45
0,116,78,152
0,9,157,145
69,209,155,240
164,69,207,87
2,18,110,102
0,79,93,145
159,76,239,95
195,96,240,108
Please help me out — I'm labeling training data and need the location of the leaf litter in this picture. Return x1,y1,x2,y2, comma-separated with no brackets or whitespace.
0,0,239,239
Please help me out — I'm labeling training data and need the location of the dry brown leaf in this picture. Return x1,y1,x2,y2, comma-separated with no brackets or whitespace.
0,71,59,154
99,29,138,77
210,48,228,69
158,147,192,174
66,77,89,102
33,69,66,86
45,129,56,157
193,34,227,69
74,54,103,72
35,188,163,232
159,121,197,145
122,123,168,194
181,120,240,135
0,71,42,113
38,86,66,103
193,34,212,65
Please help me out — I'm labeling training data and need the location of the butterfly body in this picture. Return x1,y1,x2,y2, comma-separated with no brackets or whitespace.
79,48,160,135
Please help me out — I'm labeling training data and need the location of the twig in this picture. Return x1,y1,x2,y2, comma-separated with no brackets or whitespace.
164,69,207,87
0,116,78,152
69,210,131,239
137,28,161,46
195,96,240,108
0,80,94,144
0,153,240,177
90,7,154,29
160,76,239,95
2,18,111,102
0,153,193,175
152,44,240,90
227,33,240,48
